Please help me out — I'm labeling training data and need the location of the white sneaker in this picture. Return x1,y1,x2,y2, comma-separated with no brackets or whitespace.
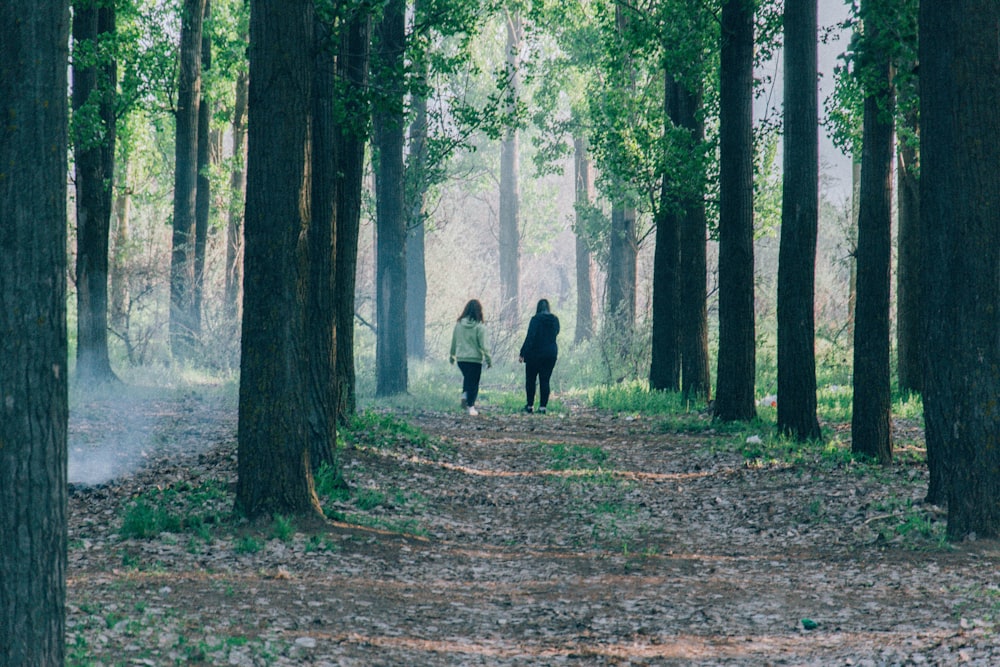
467,406,478,416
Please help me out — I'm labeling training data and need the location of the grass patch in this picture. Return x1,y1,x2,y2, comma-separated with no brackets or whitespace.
118,479,229,540
539,442,610,470
341,410,451,457
867,495,949,549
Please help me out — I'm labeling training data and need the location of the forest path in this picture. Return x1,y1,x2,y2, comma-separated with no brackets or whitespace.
66,392,1000,665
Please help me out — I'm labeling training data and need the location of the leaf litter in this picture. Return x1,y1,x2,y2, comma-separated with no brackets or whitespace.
66,392,1000,665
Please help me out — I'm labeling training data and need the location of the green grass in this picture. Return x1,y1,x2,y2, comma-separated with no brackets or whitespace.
539,442,609,470
118,480,229,540
867,494,949,549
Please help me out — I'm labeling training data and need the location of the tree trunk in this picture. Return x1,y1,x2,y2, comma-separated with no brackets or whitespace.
714,0,757,422
72,0,118,385
896,110,922,394
649,192,680,391
498,9,522,330
0,2,70,662
573,136,594,344
677,84,711,402
405,39,429,360
851,3,894,464
649,72,688,393
606,204,637,327
920,0,1000,537
334,2,370,423
110,151,131,333
225,38,248,320
304,10,338,473
192,0,212,342
776,0,821,441
373,0,408,397
236,0,322,520
170,0,207,361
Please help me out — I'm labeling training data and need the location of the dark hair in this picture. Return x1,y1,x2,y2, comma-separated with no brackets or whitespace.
535,298,550,315
458,299,484,323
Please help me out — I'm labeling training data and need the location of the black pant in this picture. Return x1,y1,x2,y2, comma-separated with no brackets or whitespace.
457,361,483,407
525,356,557,408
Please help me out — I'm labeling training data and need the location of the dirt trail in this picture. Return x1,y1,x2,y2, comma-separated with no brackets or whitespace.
67,394,1000,665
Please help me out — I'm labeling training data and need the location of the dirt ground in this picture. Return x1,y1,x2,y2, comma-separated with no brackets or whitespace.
66,390,1000,666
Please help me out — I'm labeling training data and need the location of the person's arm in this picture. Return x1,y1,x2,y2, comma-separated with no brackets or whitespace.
519,316,537,359
449,324,457,363
479,324,492,367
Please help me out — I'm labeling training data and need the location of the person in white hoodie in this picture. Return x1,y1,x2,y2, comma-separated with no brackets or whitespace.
450,299,492,415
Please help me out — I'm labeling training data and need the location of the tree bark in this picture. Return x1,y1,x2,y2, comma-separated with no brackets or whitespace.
169,0,207,361
678,128,711,400
649,194,681,391
225,33,248,320
920,0,1000,537
606,204,637,328
851,3,893,464
110,152,131,333
714,0,757,422
776,0,821,441
373,0,408,397
573,136,594,344
405,35,429,360
72,0,118,385
896,110,922,394
304,8,338,473
192,0,212,342
0,2,70,662
236,0,322,520
498,9,522,330
334,2,370,423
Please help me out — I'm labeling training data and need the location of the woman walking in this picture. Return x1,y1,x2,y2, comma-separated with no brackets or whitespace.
519,298,560,414
450,299,492,416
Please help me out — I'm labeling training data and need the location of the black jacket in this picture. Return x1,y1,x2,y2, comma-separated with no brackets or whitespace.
519,312,560,360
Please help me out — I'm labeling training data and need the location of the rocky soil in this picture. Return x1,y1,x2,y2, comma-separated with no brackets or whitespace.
66,390,1000,666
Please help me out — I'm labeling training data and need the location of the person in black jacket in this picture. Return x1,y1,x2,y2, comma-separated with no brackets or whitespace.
518,298,560,414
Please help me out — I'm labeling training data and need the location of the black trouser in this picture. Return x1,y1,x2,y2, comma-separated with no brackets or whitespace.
457,361,483,407
524,356,557,408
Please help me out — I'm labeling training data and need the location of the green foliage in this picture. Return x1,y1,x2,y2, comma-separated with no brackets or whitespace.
539,442,609,470
118,480,229,540
587,379,687,415
233,535,262,554
342,409,437,452
868,495,948,549
269,514,295,542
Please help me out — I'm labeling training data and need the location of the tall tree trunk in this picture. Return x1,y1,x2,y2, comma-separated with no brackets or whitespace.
896,110,922,394
920,0,1000,537
573,136,594,344
776,0,821,441
0,2,70,662
674,78,711,401
110,152,131,333
192,0,212,342
405,36,429,360
170,0,207,361
72,0,118,385
851,2,894,464
373,0,408,397
714,0,757,422
236,0,322,520
498,9,522,330
649,72,685,392
606,204,637,327
304,9,338,473
225,36,248,320
334,2,370,423
649,208,680,390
